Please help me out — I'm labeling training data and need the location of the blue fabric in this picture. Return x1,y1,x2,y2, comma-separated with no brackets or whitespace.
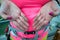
48,14,60,37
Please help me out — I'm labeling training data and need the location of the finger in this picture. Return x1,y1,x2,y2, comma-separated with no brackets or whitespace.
16,18,28,30
0,13,8,19
45,15,52,23
33,13,44,27
35,19,46,31
36,17,45,27
34,17,45,30
44,19,50,25
0,13,11,19
12,21,25,31
34,11,41,22
34,14,40,22
36,16,50,30
19,16,29,27
0,12,13,20
0,1,11,19
21,12,28,22
10,1,21,20
35,14,51,30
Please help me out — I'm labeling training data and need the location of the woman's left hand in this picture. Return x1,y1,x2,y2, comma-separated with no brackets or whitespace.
33,2,53,31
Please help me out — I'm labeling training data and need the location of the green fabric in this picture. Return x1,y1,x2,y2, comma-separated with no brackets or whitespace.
0,16,10,35
0,0,2,4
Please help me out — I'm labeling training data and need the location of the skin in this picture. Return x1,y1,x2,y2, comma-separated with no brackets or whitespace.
0,0,28,31
0,0,60,31
33,0,60,30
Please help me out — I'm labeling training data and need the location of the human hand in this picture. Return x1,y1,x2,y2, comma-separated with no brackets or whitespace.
33,2,53,31
0,0,29,31
12,12,29,31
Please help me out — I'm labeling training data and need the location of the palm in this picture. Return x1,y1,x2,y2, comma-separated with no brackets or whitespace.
33,3,53,31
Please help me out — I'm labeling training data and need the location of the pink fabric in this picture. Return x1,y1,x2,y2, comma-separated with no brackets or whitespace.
11,0,50,8
21,7,41,31
10,0,50,39
10,29,48,40
11,0,50,31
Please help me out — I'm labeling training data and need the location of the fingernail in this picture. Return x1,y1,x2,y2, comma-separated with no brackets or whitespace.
6,16,12,20
49,12,54,16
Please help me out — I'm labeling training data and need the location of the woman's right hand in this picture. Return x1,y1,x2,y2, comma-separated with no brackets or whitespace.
0,0,29,31
12,12,29,31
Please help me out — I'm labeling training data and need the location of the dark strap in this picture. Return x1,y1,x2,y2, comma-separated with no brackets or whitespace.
55,0,60,5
